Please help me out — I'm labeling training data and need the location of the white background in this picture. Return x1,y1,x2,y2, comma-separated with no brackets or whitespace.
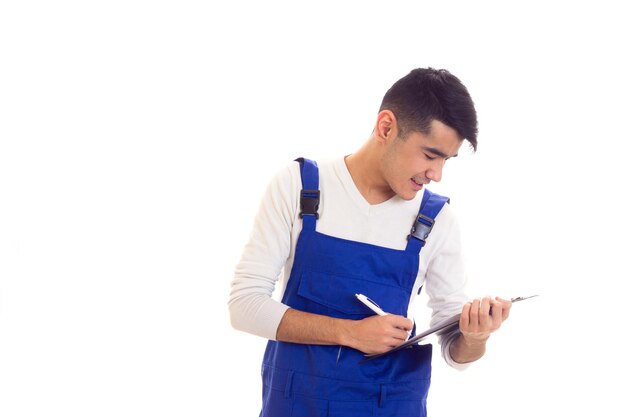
1,1,625,416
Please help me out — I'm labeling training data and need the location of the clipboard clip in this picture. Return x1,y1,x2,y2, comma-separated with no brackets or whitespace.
511,295,539,303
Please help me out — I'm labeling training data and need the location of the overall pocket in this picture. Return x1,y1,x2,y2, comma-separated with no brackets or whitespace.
297,270,411,319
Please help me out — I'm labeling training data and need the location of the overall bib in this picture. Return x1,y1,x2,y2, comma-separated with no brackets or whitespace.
261,158,449,417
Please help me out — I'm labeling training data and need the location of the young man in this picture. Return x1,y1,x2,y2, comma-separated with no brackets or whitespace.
229,68,513,417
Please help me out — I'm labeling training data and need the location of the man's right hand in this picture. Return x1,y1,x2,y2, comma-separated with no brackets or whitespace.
341,314,413,354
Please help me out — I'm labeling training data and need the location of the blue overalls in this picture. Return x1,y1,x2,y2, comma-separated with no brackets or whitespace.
261,158,449,417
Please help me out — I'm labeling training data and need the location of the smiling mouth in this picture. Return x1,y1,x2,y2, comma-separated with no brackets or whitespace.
412,176,429,185
411,177,423,189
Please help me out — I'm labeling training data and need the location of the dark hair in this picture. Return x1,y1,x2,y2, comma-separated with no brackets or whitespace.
379,68,478,150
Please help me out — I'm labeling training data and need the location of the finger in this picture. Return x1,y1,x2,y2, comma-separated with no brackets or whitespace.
469,298,480,328
386,315,414,331
496,296,512,321
390,327,410,341
478,296,492,328
379,331,409,350
400,316,414,331
490,299,503,329
394,317,413,340
459,302,471,331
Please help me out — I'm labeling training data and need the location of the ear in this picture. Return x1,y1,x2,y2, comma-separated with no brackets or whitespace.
374,110,398,144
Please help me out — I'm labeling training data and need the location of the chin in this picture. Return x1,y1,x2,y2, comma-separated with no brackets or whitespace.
398,189,418,201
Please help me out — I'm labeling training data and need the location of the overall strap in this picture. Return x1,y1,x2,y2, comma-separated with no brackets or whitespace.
295,157,320,231
406,189,450,254
407,189,450,295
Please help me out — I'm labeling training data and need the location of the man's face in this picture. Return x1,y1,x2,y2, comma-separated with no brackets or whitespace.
381,120,463,201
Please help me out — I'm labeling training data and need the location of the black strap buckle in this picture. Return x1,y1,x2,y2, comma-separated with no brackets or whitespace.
408,213,435,244
299,189,320,219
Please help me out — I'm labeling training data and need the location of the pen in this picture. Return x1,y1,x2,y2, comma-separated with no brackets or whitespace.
355,293,388,316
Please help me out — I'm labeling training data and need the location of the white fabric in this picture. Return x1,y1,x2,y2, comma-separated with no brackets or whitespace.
229,157,471,369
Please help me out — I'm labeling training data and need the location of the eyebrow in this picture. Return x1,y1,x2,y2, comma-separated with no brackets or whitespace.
423,146,458,159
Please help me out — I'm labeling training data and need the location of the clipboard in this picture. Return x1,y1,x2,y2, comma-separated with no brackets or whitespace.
362,295,538,362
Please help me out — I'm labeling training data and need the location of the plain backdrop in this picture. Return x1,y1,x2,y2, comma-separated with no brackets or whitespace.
1,1,625,416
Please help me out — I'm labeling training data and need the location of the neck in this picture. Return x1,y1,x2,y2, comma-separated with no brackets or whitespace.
345,139,395,204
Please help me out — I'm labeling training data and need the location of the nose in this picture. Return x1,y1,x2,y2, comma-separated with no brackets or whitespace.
425,161,444,183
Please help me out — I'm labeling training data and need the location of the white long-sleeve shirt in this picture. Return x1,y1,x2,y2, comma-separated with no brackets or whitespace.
229,157,470,369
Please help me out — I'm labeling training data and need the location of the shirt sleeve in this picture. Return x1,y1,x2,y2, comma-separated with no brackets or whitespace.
228,162,300,340
422,203,472,370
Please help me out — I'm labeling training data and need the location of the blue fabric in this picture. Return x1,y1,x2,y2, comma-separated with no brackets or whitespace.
260,158,449,417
